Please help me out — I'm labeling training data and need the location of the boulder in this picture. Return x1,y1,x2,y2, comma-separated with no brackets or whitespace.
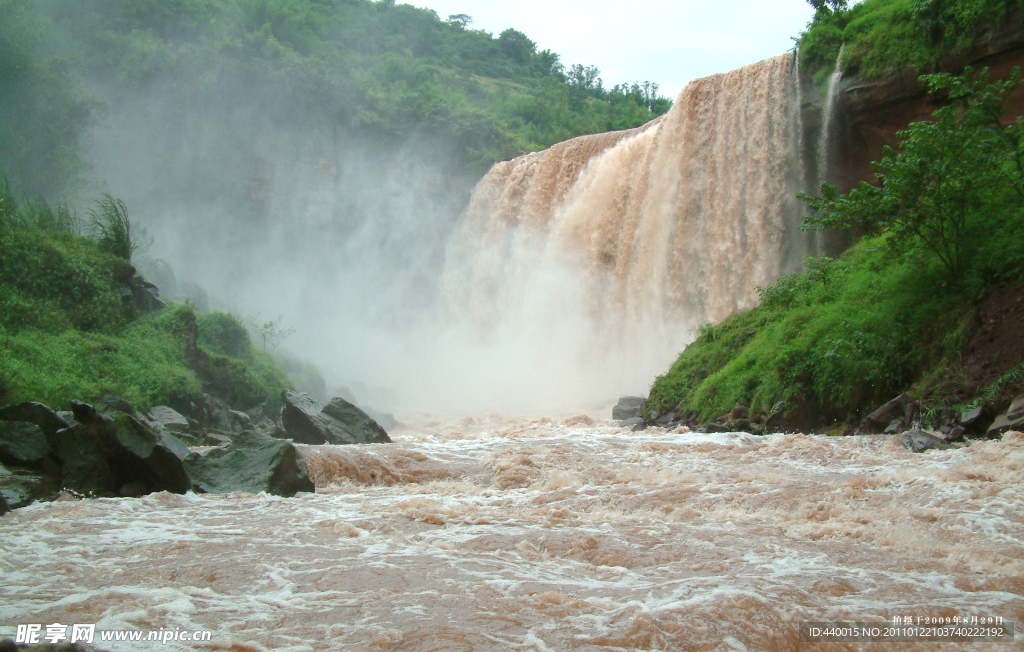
184,430,314,497
145,406,192,434
48,424,115,494
883,418,903,434
0,402,71,436
960,405,989,431
612,396,646,421
944,425,966,442
864,394,909,432
730,404,749,420
364,407,400,431
52,402,192,495
0,461,59,509
1008,396,1024,420
902,428,954,453
654,410,677,426
0,421,52,466
619,417,643,429
731,418,752,432
321,397,391,441
280,391,391,445
228,410,251,432
0,492,7,515
988,413,1024,436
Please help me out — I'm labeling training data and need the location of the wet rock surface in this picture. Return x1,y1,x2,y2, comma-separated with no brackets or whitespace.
0,421,51,466
56,401,192,496
145,405,192,434
280,390,391,445
902,428,954,453
184,430,314,497
0,402,71,437
0,462,59,510
612,396,646,421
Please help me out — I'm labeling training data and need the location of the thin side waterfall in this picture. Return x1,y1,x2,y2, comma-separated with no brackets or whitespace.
440,54,811,402
817,46,845,187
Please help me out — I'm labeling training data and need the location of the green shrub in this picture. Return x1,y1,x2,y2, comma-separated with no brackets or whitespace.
197,311,252,358
89,194,137,260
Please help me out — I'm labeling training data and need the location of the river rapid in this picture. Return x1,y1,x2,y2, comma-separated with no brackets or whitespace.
2,415,1024,651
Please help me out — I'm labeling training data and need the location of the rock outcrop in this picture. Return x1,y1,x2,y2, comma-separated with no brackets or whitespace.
184,430,314,496
612,396,646,421
902,428,954,453
805,23,1024,196
54,401,192,495
0,403,66,508
279,391,391,445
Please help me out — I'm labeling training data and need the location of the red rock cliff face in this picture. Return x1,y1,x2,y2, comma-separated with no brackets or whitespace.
805,24,1024,195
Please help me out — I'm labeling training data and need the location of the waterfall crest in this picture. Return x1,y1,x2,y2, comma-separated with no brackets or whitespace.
440,53,809,402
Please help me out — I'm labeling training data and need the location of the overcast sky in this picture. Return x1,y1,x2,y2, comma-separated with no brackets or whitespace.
412,0,817,99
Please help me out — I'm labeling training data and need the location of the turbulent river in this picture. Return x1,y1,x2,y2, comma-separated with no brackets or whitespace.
3,415,1024,651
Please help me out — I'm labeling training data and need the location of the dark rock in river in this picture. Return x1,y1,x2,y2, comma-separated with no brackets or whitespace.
988,413,1024,436
0,421,52,466
0,461,59,509
1008,396,1024,420
960,405,986,425
184,429,314,496
280,391,391,445
0,402,71,436
902,428,954,453
57,401,192,495
864,394,909,433
612,396,646,421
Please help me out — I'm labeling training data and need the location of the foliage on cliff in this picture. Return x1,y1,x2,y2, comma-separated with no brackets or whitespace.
799,0,1024,83
648,70,1024,429
0,184,290,411
1,0,672,199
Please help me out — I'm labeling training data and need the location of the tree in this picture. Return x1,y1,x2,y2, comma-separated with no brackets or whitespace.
806,0,848,11
800,68,1024,283
0,0,92,199
446,14,472,29
249,314,295,351
566,64,602,93
498,28,536,65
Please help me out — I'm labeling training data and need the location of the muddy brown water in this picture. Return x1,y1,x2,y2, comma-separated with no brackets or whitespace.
2,415,1023,651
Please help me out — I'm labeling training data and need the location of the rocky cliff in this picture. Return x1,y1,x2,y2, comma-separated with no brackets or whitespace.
804,23,1024,196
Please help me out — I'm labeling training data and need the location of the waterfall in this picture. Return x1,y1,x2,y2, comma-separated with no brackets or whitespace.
439,53,810,401
817,47,844,187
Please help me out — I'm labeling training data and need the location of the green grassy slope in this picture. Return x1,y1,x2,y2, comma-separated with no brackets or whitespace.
0,183,290,412
799,0,1023,84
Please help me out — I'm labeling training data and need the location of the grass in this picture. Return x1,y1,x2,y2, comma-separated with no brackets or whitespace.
798,0,1024,84
0,184,292,413
0,308,202,411
647,231,1004,427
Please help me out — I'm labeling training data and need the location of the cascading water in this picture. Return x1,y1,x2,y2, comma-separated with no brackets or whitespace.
817,46,845,188
441,53,811,401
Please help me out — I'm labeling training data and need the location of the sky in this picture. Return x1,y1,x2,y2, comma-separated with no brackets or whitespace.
412,0,817,99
